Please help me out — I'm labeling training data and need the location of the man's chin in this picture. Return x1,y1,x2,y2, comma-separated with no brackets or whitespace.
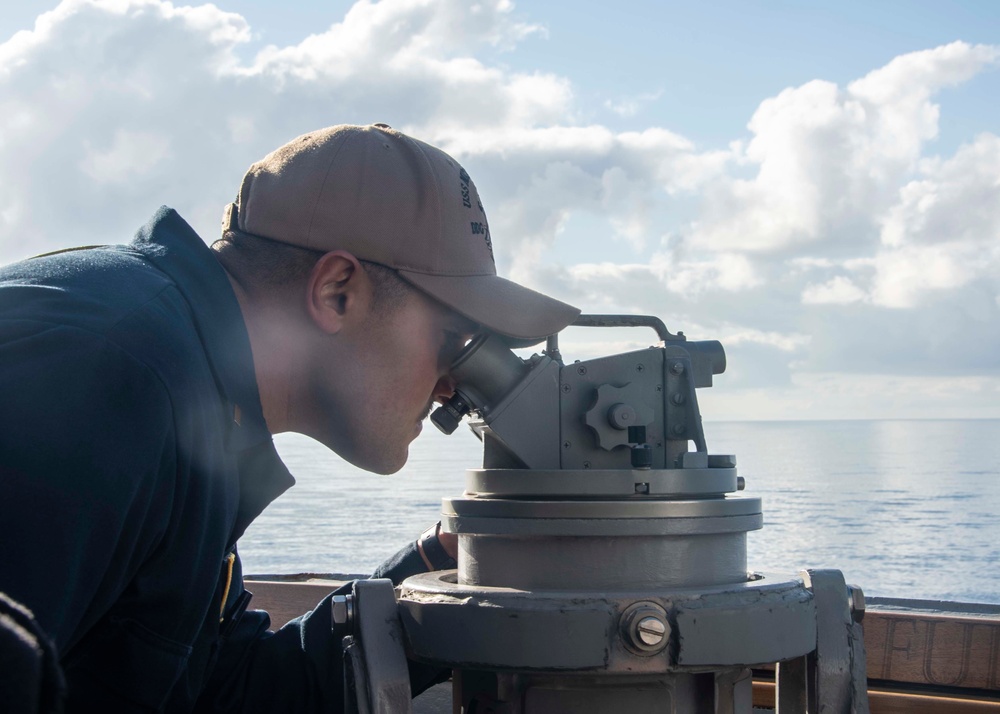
362,445,409,475
315,427,413,474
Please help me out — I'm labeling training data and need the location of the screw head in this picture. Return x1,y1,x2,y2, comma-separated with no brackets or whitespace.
635,363,645,372
671,393,685,405
561,384,572,393
636,616,666,646
620,602,670,656
563,440,571,449
577,365,587,375
673,423,686,435
671,362,685,375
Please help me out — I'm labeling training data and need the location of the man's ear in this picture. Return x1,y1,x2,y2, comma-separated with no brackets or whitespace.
305,251,369,334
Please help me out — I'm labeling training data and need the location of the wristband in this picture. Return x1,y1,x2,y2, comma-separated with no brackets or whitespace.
416,522,457,571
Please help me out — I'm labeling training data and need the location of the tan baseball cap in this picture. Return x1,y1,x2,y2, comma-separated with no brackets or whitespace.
223,123,579,342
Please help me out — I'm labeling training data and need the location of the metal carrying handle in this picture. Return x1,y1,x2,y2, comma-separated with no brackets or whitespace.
570,314,683,342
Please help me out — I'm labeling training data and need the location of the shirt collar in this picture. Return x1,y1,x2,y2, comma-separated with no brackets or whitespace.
130,206,294,535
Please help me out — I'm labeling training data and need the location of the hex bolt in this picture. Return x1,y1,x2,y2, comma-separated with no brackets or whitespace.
670,362,685,375
737,476,746,491
847,584,866,623
577,365,587,375
330,594,355,634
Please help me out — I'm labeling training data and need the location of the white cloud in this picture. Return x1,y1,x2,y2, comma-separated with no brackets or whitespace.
801,276,867,305
604,90,662,118
81,130,172,184
686,42,1000,254
871,133,1000,307
655,252,762,294
0,1,998,416
701,372,1000,421
715,327,810,353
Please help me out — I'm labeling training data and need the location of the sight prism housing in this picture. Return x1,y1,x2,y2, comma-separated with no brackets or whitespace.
346,316,870,714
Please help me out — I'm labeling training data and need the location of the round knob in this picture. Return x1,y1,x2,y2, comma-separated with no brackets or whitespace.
607,403,637,430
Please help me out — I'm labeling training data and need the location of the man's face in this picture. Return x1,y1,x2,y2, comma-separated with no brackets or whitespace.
307,284,477,474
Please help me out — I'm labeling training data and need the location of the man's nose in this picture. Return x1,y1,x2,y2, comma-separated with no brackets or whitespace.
432,374,458,403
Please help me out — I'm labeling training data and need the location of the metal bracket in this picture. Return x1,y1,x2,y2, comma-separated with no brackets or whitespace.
776,570,870,714
343,579,413,714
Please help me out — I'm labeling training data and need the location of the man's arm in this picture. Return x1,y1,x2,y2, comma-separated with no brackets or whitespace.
197,532,456,713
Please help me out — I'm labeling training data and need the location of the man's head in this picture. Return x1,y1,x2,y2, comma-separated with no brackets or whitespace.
214,124,578,473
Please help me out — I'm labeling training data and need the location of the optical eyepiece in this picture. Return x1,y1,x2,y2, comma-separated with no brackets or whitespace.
431,393,473,435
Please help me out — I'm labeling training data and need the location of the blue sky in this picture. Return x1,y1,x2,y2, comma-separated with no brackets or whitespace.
1,0,998,420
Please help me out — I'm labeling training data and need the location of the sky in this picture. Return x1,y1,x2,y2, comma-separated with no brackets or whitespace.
1,0,998,421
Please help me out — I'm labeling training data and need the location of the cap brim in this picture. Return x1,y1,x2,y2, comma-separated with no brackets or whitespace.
397,271,580,346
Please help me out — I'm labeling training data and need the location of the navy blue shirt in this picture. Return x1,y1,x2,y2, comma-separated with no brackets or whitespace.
0,208,434,712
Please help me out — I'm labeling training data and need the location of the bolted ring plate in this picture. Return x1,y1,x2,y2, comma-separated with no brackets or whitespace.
398,570,817,672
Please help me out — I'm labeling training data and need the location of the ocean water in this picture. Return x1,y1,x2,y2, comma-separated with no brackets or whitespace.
239,419,1000,605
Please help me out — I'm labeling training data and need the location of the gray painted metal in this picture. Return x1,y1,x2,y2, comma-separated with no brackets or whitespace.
669,573,818,666
398,571,819,672
714,668,753,714
396,317,868,712
571,314,680,342
458,533,748,590
444,514,763,537
450,333,529,408
584,382,655,451
558,348,669,470
351,579,413,714
444,495,761,519
477,358,563,470
801,569,870,714
465,467,739,497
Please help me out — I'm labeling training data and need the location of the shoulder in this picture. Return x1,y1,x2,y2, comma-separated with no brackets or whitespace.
0,245,172,332
0,320,176,447
0,245,216,403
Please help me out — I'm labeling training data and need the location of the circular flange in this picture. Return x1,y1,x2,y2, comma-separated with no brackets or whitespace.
444,514,762,537
466,467,738,498
443,495,762,536
445,496,760,520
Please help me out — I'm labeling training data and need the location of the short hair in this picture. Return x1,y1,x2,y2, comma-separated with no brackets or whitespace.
211,230,413,316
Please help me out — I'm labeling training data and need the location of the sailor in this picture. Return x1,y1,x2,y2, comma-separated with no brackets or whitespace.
0,124,579,712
